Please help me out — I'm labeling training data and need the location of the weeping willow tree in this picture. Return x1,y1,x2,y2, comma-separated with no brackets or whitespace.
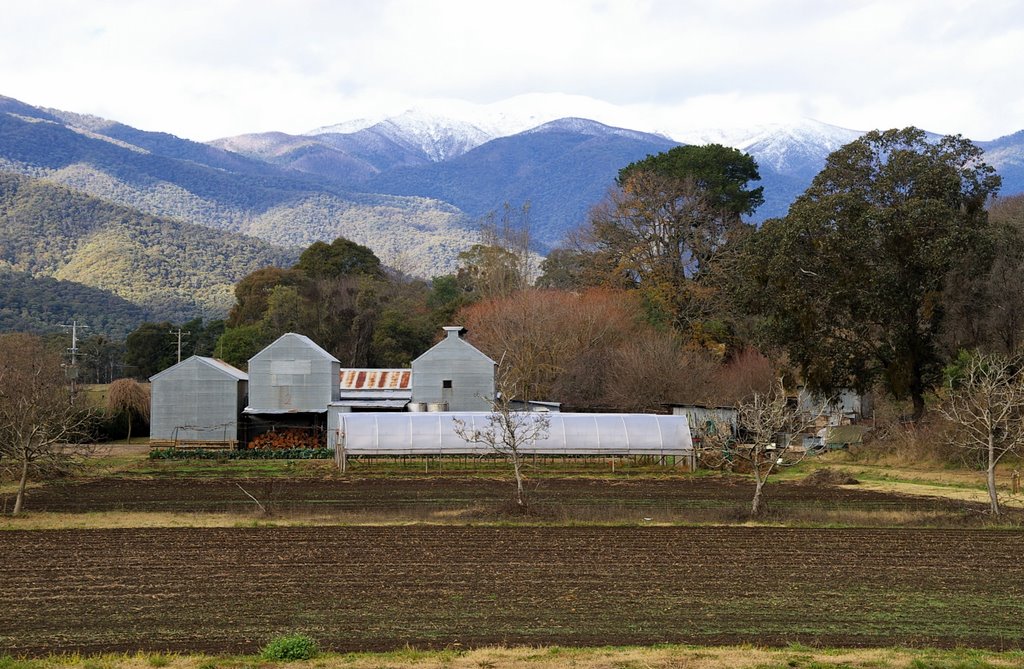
107,378,150,444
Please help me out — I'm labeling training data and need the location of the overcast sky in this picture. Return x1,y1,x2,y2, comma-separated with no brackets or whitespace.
1,0,1021,142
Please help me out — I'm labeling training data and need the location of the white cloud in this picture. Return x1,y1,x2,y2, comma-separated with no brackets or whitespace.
0,0,1022,140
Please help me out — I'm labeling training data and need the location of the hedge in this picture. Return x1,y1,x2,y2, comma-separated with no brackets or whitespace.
149,448,333,460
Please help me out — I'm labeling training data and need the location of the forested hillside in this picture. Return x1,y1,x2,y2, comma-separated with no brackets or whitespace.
0,97,476,276
0,268,153,337
0,172,297,327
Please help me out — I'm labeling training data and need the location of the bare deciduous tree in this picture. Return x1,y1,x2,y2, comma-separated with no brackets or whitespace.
701,378,820,516
0,333,94,515
106,378,150,444
937,351,1024,515
452,369,550,509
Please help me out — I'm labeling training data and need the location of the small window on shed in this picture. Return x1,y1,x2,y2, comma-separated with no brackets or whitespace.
442,380,453,389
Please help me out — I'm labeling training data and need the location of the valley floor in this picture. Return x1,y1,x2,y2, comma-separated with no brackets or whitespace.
1,446,1023,661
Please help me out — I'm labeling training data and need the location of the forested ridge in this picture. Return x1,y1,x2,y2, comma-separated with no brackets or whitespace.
0,268,152,337
0,171,297,330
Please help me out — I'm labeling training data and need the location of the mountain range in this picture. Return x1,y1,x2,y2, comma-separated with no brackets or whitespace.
213,106,1024,248
2,92,1023,336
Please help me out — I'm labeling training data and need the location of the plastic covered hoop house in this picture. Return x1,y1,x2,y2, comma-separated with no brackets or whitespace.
328,411,692,458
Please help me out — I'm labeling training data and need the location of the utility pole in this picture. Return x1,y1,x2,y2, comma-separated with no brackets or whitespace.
60,321,88,403
169,327,191,363
60,320,88,365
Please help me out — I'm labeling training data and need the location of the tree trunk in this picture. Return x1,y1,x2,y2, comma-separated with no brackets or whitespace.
750,468,765,517
512,455,526,508
13,452,29,516
987,437,1000,515
126,412,133,445
910,389,926,424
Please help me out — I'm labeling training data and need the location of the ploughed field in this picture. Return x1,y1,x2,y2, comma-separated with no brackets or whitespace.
1,525,1022,655
7,475,986,519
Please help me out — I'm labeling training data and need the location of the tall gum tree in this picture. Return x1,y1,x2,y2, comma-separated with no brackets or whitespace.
738,128,1001,420
587,144,763,336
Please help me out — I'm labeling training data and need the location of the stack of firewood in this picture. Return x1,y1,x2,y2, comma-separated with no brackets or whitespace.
248,428,320,450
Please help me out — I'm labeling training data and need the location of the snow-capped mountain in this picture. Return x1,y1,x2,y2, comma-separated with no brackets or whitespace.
330,110,493,163
215,101,1024,246
679,119,864,175
305,94,868,179
525,117,673,143
306,94,649,163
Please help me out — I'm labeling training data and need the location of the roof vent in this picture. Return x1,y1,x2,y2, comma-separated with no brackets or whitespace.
443,326,466,339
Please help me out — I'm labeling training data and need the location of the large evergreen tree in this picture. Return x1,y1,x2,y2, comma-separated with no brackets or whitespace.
739,128,1001,420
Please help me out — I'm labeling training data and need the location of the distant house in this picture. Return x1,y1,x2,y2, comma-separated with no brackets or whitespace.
410,326,496,412
149,356,248,447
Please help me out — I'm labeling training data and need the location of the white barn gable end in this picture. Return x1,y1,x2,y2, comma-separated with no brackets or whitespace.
411,326,496,412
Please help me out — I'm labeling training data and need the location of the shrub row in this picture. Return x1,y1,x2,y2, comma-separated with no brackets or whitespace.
148,448,333,460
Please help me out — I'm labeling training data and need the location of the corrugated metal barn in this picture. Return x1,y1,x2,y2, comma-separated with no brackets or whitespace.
797,387,873,426
149,356,247,446
329,411,693,464
411,326,496,411
246,333,340,413
243,332,341,445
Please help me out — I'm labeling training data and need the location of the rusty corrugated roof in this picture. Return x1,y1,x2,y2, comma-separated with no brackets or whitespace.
339,369,411,391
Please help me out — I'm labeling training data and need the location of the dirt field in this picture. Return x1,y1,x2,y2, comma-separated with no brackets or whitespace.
5,475,993,521
1,525,1022,656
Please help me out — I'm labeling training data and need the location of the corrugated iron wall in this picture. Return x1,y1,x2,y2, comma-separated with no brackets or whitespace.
248,335,340,412
151,359,245,444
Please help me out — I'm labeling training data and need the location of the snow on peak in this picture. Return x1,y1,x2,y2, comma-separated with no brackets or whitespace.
308,117,384,135
371,108,494,162
303,94,639,162
305,95,866,170
678,118,863,173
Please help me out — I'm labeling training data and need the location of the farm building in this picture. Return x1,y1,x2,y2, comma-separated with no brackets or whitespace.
410,326,496,411
244,333,341,445
797,387,873,426
149,356,248,447
246,333,340,413
669,404,737,439
332,368,412,412
328,411,694,468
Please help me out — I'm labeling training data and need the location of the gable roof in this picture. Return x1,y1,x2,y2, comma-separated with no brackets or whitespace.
250,332,340,364
149,355,248,382
411,327,497,366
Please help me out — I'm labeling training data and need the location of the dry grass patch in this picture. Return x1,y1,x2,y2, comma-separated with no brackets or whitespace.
3,646,1024,669
0,512,285,531
851,479,1024,510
